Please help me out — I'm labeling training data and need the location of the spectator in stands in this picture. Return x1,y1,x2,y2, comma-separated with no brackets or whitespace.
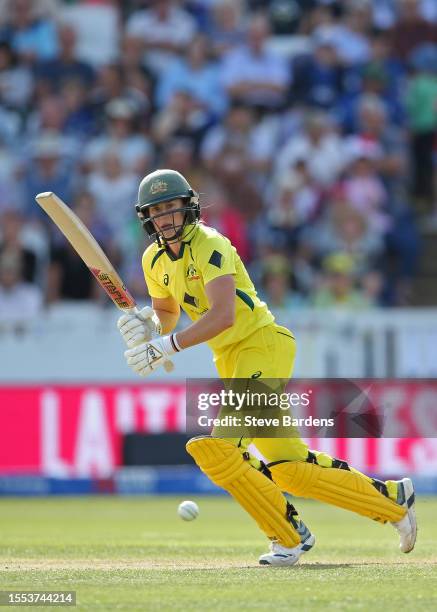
0,133,21,199
390,0,437,62
120,33,148,72
201,101,276,184
305,202,384,279
34,24,95,93
207,0,246,59
155,34,227,117
339,136,390,235
84,97,153,175
220,12,291,110
26,93,66,134
293,37,344,109
200,102,267,220
0,40,33,110
120,34,154,114
311,252,374,309
87,149,139,241
0,208,37,283
311,1,372,67
0,0,58,64
209,142,264,223
356,94,408,205
0,103,21,145
367,32,405,100
339,30,406,124
60,0,120,68
125,65,153,116
25,91,86,164
152,88,214,152
126,0,197,75
405,43,437,212
201,181,250,262
267,154,323,250
259,254,305,310
275,111,346,187
90,63,125,112
60,79,96,140
370,0,397,30
24,94,82,162
201,102,254,169
0,251,42,333
337,60,405,132
160,138,204,191
352,93,420,304
23,131,78,221
303,1,336,36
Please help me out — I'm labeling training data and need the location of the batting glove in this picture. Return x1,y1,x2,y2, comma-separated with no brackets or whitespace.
117,306,162,348
124,334,181,376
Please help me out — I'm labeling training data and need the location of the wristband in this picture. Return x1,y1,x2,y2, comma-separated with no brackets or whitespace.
161,334,182,355
171,333,182,352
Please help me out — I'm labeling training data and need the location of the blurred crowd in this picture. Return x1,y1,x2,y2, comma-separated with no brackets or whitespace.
0,0,436,331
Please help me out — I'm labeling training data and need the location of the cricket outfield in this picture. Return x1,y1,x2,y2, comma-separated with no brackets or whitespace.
0,496,436,610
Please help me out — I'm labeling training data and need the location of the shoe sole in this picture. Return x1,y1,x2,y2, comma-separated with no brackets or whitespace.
259,534,316,566
400,477,417,553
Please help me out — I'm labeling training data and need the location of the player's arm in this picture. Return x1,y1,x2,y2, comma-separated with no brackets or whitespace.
175,274,235,349
125,274,236,377
152,294,180,335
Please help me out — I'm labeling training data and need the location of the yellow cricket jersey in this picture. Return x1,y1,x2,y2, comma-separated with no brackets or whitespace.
142,223,274,354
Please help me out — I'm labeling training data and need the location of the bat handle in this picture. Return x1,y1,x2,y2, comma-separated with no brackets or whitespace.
129,306,175,373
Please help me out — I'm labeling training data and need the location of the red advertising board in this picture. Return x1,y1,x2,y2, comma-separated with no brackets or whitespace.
0,383,436,477
0,385,185,477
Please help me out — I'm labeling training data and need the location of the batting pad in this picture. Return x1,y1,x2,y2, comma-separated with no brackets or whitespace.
269,461,406,524
186,436,301,547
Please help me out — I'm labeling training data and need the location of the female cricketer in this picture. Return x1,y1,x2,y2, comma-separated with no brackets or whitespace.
117,169,417,566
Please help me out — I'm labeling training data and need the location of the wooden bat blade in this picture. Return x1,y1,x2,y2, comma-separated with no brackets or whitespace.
35,191,136,311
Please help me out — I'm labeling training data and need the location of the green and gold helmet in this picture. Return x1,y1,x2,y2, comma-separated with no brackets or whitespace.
135,169,200,244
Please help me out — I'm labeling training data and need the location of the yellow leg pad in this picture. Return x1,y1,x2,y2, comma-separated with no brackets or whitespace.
186,437,300,547
270,461,406,523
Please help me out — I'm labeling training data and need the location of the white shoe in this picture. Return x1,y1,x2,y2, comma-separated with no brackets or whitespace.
391,477,417,553
259,531,315,567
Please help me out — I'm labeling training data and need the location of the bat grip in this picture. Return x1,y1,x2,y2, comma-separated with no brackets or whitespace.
128,306,174,373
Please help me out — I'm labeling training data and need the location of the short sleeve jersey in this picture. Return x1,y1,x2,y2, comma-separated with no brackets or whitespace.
142,224,274,354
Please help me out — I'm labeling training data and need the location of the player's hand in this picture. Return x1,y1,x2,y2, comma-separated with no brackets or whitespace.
124,335,179,377
117,306,162,348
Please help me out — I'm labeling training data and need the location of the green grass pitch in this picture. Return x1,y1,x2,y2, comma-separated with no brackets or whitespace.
0,496,436,610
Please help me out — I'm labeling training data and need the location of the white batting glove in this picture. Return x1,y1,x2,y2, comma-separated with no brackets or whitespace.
117,306,162,348
124,334,181,377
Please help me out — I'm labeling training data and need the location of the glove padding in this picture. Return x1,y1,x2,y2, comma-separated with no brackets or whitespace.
124,335,176,377
117,306,162,348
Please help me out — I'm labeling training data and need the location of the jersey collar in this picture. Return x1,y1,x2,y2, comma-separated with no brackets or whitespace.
165,241,186,261
163,224,199,261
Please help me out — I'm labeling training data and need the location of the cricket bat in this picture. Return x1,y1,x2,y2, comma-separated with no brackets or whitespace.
35,191,173,372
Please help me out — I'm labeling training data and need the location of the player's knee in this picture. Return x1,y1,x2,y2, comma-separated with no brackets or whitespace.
186,436,249,486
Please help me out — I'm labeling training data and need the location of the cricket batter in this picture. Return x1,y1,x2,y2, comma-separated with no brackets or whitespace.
118,169,417,566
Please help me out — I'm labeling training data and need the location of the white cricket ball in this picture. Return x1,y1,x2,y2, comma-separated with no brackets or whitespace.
177,500,199,521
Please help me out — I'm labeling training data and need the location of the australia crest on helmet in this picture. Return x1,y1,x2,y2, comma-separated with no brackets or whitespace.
150,179,168,195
